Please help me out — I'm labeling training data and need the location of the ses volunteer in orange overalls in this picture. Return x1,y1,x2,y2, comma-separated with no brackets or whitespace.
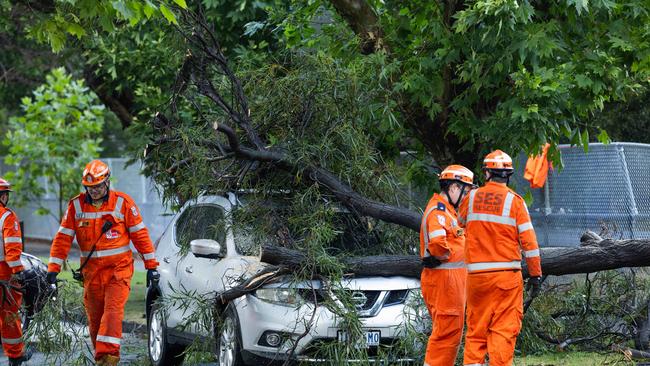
420,165,475,366
459,150,543,366
0,179,31,366
47,160,160,366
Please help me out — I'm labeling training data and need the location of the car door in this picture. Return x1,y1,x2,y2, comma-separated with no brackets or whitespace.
171,198,231,334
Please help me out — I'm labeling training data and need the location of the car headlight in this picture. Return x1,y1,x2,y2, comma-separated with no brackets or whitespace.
254,288,301,306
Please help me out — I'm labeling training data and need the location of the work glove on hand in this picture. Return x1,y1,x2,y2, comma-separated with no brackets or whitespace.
10,271,24,286
421,256,442,269
526,276,543,299
46,272,58,285
147,269,160,287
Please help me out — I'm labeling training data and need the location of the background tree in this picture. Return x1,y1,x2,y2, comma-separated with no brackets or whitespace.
4,67,104,219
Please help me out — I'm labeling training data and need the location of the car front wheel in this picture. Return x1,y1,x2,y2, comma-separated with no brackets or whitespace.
217,306,246,366
148,302,186,366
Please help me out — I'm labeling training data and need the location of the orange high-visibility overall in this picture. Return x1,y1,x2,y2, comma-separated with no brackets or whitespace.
420,193,467,366
459,182,542,366
0,207,25,359
48,191,159,361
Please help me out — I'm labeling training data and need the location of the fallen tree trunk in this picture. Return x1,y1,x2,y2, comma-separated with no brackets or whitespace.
260,244,422,277
260,232,650,279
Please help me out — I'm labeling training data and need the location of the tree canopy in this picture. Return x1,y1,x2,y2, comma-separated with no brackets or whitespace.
0,0,648,234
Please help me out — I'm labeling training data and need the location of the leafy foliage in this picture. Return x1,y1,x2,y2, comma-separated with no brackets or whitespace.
3,68,104,218
520,269,650,356
275,0,650,166
144,50,419,251
26,0,189,52
593,91,650,143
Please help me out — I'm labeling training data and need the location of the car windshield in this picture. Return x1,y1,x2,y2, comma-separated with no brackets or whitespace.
232,196,381,256
175,204,227,256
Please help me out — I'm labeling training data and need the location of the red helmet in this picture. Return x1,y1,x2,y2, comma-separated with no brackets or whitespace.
0,178,12,192
82,160,111,187
439,165,475,186
483,150,514,170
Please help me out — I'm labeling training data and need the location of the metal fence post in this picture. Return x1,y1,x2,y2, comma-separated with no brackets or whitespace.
543,178,551,246
618,145,638,239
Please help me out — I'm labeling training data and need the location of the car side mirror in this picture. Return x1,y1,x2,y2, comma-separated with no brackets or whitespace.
190,239,224,259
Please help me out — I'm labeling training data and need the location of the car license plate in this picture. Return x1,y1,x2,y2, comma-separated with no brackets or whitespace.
337,330,381,348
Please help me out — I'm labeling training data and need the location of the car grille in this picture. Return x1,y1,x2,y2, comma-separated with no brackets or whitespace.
298,289,409,317
351,290,381,311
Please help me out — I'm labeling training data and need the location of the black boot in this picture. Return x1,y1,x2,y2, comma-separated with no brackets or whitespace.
8,346,32,366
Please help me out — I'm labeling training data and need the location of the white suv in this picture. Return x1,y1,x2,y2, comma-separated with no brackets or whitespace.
146,193,421,366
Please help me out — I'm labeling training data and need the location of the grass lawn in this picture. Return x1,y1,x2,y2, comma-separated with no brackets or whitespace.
40,257,148,324
516,351,634,365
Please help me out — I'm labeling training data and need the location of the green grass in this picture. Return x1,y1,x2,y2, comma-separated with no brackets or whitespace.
40,257,148,324
125,270,147,324
515,352,633,365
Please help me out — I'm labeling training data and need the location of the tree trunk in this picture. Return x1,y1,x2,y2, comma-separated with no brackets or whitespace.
260,244,422,277
260,232,650,279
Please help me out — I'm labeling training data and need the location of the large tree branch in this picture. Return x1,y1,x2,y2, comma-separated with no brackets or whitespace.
211,121,421,230
180,14,266,150
260,232,650,278
162,11,423,230
328,0,385,54
305,167,420,230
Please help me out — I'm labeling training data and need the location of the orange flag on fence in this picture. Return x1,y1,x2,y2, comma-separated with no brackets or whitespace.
524,143,550,189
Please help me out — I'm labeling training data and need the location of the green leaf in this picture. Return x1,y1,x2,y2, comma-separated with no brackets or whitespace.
159,4,178,25
173,0,188,9
581,129,589,153
66,22,86,38
112,0,135,20
49,32,66,53
597,129,611,144
574,74,592,89
570,128,581,146
143,1,157,18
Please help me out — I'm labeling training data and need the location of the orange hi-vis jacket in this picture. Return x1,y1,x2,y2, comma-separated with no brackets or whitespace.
420,193,465,267
420,193,467,366
0,207,23,279
48,190,159,273
459,182,542,277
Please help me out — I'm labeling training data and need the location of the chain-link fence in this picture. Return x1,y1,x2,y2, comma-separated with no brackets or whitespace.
512,142,650,247
0,158,174,243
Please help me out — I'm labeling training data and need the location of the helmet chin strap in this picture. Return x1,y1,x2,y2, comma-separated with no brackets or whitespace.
444,183,468,210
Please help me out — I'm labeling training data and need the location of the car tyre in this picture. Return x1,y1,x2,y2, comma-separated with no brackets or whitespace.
216,305,247,366
148,302,186,366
